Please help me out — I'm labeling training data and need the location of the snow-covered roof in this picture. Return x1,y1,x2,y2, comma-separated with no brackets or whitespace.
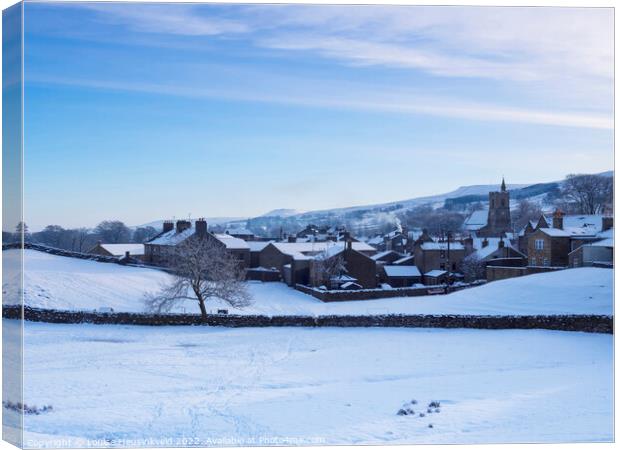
366,236,384,246
272,241,374,260
393,255,415,265
246,241,273,252
421,242,465,251
148,227,195,246
384,265,421,278
213,234,250,250
371,250,399,261
590,238,614,248
464,210,488,231
539,226,598,238
425,270,447,277
99,243,145,256
147,227,249,249
341,281,363,289
225,227,253,236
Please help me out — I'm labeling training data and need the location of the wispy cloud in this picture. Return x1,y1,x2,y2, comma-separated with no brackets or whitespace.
74,3,249,36
28,74,612,130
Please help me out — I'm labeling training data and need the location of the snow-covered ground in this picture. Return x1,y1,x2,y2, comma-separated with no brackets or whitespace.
4,321,611,446
3,249,612,316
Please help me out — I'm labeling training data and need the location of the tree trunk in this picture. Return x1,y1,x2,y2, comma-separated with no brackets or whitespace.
198,298,208,320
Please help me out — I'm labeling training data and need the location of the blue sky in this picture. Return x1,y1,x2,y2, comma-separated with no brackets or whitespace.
22,2,614,230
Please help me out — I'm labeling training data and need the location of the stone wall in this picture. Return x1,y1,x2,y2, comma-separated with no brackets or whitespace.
2,306,611,333
295,281,484,302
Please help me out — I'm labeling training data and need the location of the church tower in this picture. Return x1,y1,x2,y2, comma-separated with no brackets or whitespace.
479,177,512,237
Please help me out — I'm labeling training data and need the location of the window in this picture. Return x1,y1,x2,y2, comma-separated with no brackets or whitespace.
439,263,445,270
535,239,544,250
530,258,536,265
440,250,445,258
543,258,549,266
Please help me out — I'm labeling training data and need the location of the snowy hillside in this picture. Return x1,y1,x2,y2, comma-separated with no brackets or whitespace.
4,249,612,316
9,322,612,445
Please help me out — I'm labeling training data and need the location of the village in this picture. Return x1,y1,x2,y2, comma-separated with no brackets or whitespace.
83,178,614,304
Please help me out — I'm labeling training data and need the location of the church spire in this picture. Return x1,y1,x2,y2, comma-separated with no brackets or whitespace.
500,177,506,192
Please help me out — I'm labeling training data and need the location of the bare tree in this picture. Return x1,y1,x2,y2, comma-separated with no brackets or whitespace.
132,226,158,243
512,199,543,230
560,174,613,215
310,250,347,288
94,220,131,243
460,254,486,282
145,237,251,319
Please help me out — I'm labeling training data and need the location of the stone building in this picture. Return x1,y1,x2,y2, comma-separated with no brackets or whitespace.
413,240,466,275
144,219,250,267
88,242,145,261
258,240,376,287
476,178,512,237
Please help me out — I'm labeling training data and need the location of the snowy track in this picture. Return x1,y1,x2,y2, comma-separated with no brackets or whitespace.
7,321,613,446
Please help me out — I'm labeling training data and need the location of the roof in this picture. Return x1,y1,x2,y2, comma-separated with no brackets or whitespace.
425,270,447,277
271,241,375,261
538,226,598,238
393,255,415,265
366,236,384,246
341,281,363,289
212,234,250,250
147,227,249,249
147,227,195,246
225,227,253,236
246,241,273,252
99,243,144,256
421,242,465,251
464,209,488,231
384,265,421,278
370,250,400,261
590,238,614,248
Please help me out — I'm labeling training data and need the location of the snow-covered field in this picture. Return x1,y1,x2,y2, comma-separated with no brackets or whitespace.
3,250,613,315
4,321,611,446
3,249,613,316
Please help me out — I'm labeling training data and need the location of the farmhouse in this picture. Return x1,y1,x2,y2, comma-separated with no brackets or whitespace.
383,265,422,287
145,219,250,267
88,242,145,260
259,240,376,287
413,240,466,275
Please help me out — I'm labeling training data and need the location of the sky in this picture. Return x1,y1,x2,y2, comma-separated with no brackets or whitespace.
21,2,614,230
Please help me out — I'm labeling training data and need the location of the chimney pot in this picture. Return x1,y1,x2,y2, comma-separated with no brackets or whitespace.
195,218,207,236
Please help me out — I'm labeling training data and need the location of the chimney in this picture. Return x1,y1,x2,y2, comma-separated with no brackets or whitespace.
195,218,207,236
482,238,489,248
125,251,130,258
288,235,296,243
602,216,613,232
176,220,191,233
498,238,505,248
344,231,352,250
163,221,174,233
552,209,564,230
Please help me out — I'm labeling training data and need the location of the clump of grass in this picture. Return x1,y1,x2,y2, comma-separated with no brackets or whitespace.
3,401,52,415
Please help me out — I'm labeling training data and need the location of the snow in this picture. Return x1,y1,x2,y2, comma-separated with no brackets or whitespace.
393,255,415,265
212,234,250,250
147,227,194,246
9,321,611,446
246,241,273,252
464,209,488,231
420,242,465,251
384,266,421,277
4,249,613,317
97,244,145,256
271,241,374,261
424,270,447,277
590,238,613,248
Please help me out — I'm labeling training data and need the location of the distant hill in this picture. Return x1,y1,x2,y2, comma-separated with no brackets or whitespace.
138,170,612,236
